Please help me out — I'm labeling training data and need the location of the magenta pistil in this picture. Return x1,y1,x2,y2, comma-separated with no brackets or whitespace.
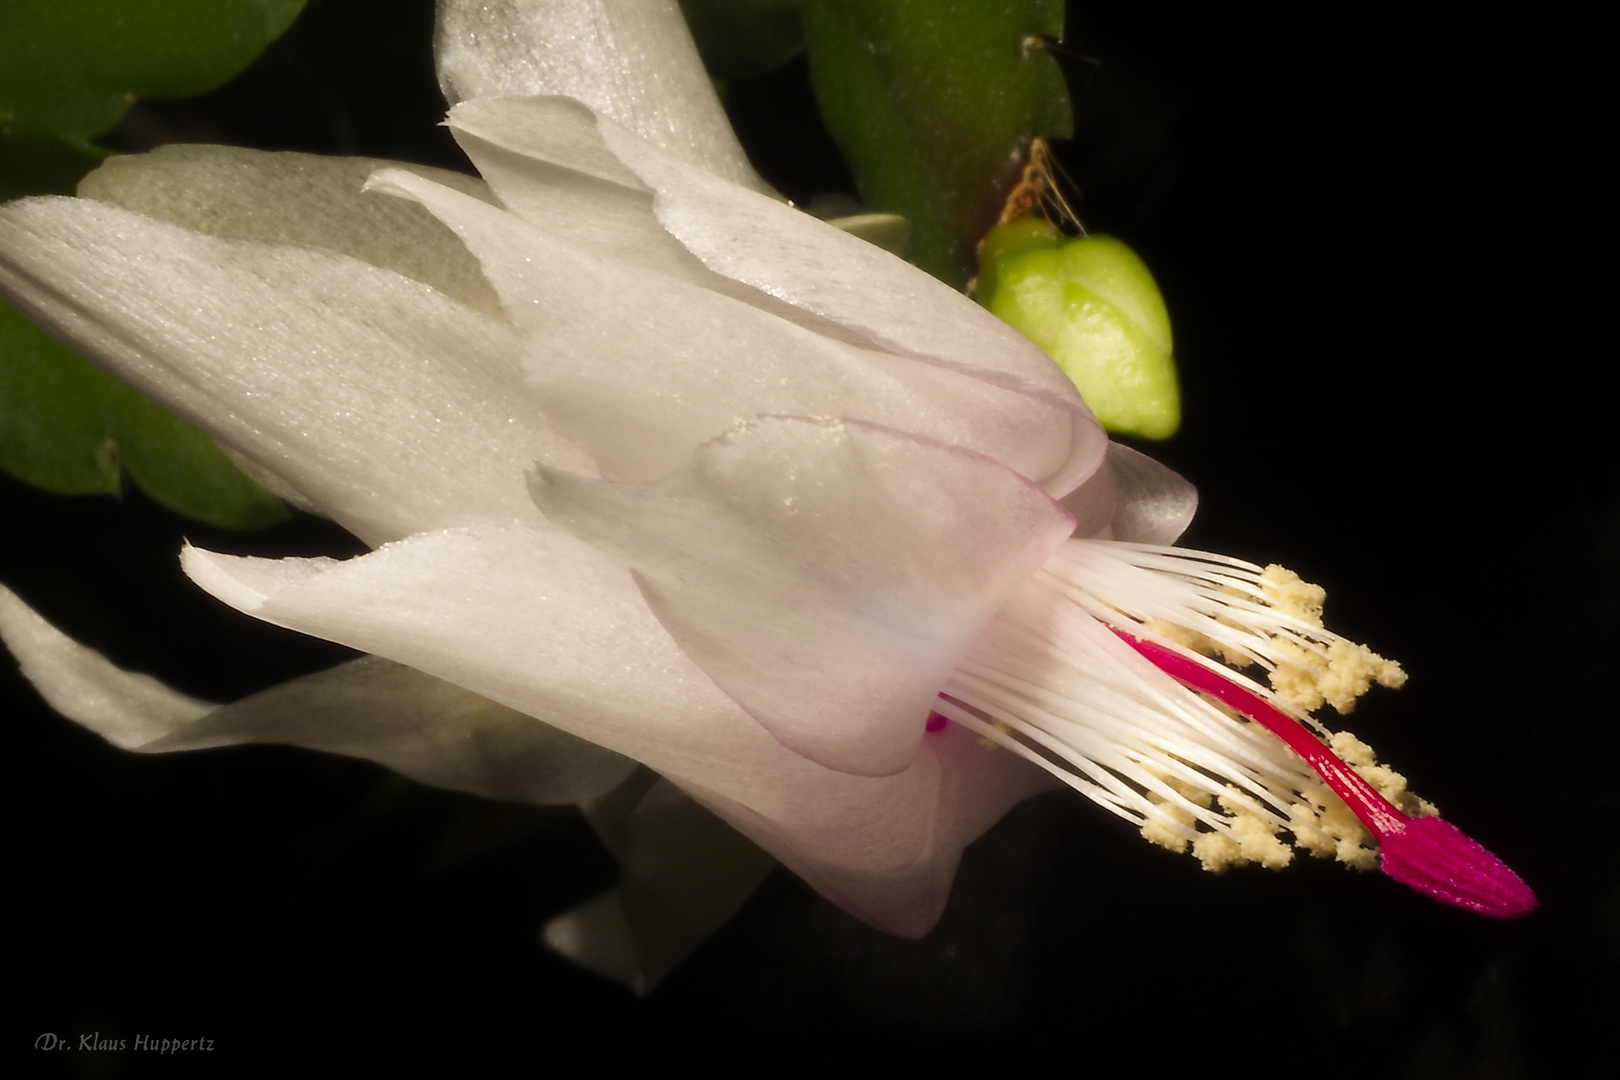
1113,629,1536,918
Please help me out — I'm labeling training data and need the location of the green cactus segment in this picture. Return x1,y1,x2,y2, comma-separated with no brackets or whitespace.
0,128,108,203
0,0,306,527
980,224,1181,440
0,299,288,528
0,0,309,140
799,0,1071,288
678,0,805,81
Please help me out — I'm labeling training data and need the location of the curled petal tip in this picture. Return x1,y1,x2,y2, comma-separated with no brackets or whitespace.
1378,817,1538,919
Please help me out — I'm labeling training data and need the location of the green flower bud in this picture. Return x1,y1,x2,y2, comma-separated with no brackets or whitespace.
978,224,1180,440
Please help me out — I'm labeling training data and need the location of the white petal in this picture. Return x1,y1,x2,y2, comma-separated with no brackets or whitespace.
684,719,1055,938
1061,449,1122,540
79,144,503,316
179,522,809,777
443,95,1101,495
434,0,763,191
1104,443,1198,544
369,166,1085,486
440,96,713,285
545,774,776,994
0,197,594,544
445,97,925,322
532,417,1075,777
0,582,635,804
179,521,1044,936
1061,442,1199,544
157,656,638,805
589,113,1109,496
0,584,212,749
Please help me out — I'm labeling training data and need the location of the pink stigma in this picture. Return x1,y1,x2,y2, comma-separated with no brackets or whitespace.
1113,630,1536,919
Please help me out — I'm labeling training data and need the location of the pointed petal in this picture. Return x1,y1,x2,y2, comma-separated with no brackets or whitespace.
443,96,1105,494
1105,443,1198,544
1061,442,1198,544
453,95,1104,495
154,657,639,805
0,584,212,749
179,521,796,775
444,97,923,324
79,144,503,316
0,583,637,804
434,0,762,190
544,775,776,993
441,96,712,285
587,112,1107,496
532,417,1075,776
368,166,1085,487
542,891,645,987
0,197,594,544
597,115,1065,392
178,521,1043,937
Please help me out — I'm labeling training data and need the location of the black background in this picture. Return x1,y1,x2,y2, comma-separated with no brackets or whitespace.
4,1,1613,1075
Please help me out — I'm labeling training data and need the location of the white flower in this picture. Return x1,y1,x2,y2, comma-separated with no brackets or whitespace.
0,0,1530,985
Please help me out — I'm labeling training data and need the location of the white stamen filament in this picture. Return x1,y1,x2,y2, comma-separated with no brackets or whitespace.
938,538,1409,869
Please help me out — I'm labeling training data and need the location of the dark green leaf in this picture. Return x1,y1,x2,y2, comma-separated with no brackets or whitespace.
0,0,305,528
0,300,121,496
800,0,1071,287
678,0,805,81
109,391,290,529
0,126,109,203
0,0,309,139
0,299,288,528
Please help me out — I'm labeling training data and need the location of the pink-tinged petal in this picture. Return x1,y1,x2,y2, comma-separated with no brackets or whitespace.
0,197,594,545
1061,450,1121,540
531,417,1075,777
177,521,1043,937
434,0,763,191
684,719,1055,938
369,166,1095,487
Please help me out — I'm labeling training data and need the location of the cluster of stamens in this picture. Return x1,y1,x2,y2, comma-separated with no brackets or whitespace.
932,539,1535,919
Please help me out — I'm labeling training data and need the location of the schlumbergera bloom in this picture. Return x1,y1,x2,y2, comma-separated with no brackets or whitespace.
0,0,1531,985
